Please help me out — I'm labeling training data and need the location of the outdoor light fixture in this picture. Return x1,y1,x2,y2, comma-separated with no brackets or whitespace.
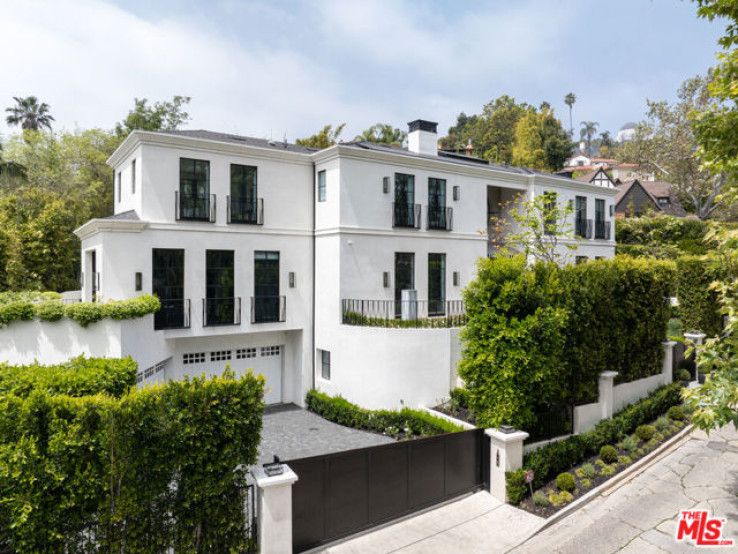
383,271,390,288
499,425,516,434
263,455,284,476
135,272,142,291
610,205,615,216
453,185,460,201
453,271,460,286
383,176,390,193
289,272,296,288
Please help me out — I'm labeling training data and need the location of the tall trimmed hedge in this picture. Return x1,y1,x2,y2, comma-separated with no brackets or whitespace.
459,256,675,429
615,216,710,258
675,256,725,337
0,361,264,553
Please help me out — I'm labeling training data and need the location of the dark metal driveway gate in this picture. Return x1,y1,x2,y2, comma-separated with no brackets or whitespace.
287,428,488,552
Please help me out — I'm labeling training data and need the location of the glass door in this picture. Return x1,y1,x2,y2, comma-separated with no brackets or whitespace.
428,178,446,229
206,250,234,325
394,252,414,318
254,251,280,322
153,248,185,329
428,253,446,316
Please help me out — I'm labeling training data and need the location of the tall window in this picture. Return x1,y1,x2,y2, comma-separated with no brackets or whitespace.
131,159,136,194
394,252,415,318
428,178,447,229
230,164,258,223
321,350,331,380
179,158,210,220
205,250,235,325
428,253,446,316
394,173,416,227
153,249,185,330
543,191,557,236
575,196,587,238
317,170,326,202
595,198,606,239
254,251,281,323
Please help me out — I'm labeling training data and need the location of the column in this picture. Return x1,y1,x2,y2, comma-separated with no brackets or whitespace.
662,340,676,385
598,370,619,421
251,464,299,554
486,427,529,502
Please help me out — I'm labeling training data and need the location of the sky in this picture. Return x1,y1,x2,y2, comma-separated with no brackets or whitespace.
0,0,727,144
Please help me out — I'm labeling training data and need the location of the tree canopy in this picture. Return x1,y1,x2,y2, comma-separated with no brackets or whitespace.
115,95,191,138
295,123,345,149
5,96,54,131
354,123,407,147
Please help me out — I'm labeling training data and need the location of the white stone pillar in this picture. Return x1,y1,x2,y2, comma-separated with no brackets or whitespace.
251,464,299,554
486,428,529,502
662,341,676,385
684,332,706,382
598,371,619,421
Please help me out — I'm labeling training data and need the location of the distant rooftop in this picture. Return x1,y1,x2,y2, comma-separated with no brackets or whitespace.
154,129,319,154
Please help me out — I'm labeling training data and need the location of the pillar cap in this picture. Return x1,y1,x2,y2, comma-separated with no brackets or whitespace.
662,340,677,347
251,464,298,488
485,428,529,442
684,332,707,341
599,370,618,380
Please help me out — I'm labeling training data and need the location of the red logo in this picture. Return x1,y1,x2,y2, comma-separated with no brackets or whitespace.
676,510,734,547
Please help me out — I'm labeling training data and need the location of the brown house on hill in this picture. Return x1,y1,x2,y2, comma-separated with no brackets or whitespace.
614,179,686,217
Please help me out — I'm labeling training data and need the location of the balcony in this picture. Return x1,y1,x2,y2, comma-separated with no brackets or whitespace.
227,196,264,225
575,218,593,239
595,220,611,240
154,299,191,330
202,297,241,326
427,206,453,231
176,192,216,222
342,299,466,328
393,202,421,229
251,295,286,324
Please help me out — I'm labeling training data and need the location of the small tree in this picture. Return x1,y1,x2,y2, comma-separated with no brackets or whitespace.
491,191,580,264
295,123,345,149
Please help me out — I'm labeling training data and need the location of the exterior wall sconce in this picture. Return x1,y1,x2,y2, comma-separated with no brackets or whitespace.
383,272,390,288
453,271,460,287
609,205,615,217
453,185,460,201
135,272,142,292
383,177,390,194
289,272,296,288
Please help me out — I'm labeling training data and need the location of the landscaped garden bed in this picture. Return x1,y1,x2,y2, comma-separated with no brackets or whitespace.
431,387,477,425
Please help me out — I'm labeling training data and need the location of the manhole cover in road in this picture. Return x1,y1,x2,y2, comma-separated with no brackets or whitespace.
309,427,319,431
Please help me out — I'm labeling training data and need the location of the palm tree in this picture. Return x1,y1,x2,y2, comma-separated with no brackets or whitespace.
564,93,576,136
5,96,55,131
354,123,407,147
579,121,599,156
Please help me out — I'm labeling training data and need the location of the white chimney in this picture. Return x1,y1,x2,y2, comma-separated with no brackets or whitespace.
408,119,438,156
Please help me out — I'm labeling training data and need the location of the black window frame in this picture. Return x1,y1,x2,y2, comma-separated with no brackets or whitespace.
179,157,211,221
317,170,327,202
428,178,448,230
206,249,235,326
394,252,415,318
428,253,446,316
229,164,259,224
254,250,281,323
152,248,185,330
321,350,331,380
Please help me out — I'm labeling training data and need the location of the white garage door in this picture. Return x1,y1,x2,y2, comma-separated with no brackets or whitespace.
251,345,282,404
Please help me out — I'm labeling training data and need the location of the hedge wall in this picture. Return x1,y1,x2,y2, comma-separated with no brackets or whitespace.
615,216,710,258
306,390,463,437
458,256,675,430
675,256,725,337
0,361,264,554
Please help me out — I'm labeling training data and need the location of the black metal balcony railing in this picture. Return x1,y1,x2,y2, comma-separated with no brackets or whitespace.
595,219,611,240
575,218,593,239
202,297,241,326
427,206,453,231
251,295,286,324
176,192,216,222
393,202,421,229
155,299,191,330
227,196,264,225
342,299,466,328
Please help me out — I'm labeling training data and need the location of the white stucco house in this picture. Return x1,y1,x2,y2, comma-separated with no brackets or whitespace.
22,120,617,410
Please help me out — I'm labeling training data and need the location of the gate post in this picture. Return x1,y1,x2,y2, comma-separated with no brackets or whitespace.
485,428,528,502
251,464,299,554
662,341,676,385
598,370,618,421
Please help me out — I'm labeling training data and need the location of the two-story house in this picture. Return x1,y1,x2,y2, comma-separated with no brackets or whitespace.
74,120,617,409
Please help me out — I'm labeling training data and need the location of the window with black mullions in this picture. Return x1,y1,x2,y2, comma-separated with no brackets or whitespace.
254,251,280,322
152,248,185,329
428,177,447,229
206,250,235,325
394,173,415,227
394,252,414,318
230,164,258,223
428,253,446,316
575,196,587,238
595,198,606,239
179,158,210,220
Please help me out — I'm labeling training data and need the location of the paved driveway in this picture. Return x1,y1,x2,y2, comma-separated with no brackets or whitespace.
512,424,738,553
257,404,395,465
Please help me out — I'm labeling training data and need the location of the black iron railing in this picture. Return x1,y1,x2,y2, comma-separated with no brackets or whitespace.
202,297,241,326
176,192,216,222
251,295,286,324
575,218,593,239
393,202,421,229
427,206,453,231
228,196,263,225
155,298,191,330
342,299,466,328
595,219,611,240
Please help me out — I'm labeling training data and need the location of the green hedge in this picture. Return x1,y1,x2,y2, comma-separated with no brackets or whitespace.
615,217,711,258
0,295,160,328
0,367,265,553
459,256,675,429
675,256,725,337
506,383,682,501
0,356,137,398
305,389,463,436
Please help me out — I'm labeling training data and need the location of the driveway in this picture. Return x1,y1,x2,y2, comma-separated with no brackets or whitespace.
257,404,395,465
512,423,738,553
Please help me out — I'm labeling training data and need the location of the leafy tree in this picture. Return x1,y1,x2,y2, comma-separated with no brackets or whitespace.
115,95,191,137
354,123,406,146
579,121,599,156
512,106,572,171
564,92,576,136
5,96,54,131
512,110,545,169
295,123,345,148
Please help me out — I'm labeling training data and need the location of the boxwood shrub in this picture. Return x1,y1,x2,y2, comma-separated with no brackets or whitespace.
675,256,725,337
305,389,463,437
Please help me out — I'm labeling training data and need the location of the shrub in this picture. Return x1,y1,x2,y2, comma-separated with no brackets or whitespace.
676,369,692,383
622,435,638,452
556,472,576,492
668,406,684,421
33,300,66,322
675,256,725,337
655,416,670,431
449,388,471,410
580,478,592,489
618,455,633,466
549,491,574,506
305,390,462,437
635,447,645,457
654,432,665,442
533,490,549,506
599,445,618,464
648,438,659,448
636,425,656,441
595,459,606,468
0,301,34,326
601,465,616,476
580,463,596,479
506,469,528,504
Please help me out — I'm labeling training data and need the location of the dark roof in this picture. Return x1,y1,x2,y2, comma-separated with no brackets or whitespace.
102,210,140,221
615,180,687,217
153,129,318,154
576,167,615,186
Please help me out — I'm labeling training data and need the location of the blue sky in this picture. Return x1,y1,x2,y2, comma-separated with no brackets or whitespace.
0,0,727,143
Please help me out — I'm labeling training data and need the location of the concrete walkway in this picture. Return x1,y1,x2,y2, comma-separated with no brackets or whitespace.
257,404,394,465
512,424,738,553
323,492,543,553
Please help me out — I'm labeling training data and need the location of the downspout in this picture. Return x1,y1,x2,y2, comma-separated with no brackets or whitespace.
311,164,317,393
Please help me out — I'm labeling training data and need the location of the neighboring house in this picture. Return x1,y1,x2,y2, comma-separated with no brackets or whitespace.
614,179,686,217
576,166,616,189
564,154,618,172
17,119,616,411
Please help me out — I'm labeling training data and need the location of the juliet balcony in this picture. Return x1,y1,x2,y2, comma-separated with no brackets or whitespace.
426,206,453,231
227,196,264,225
342,299,466,328
175,191,216,222
393,202,421,229
154,298,191,330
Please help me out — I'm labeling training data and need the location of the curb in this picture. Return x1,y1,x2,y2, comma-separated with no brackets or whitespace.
507,423,694,551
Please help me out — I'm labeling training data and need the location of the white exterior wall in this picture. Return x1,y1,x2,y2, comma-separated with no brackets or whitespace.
114,145,144,216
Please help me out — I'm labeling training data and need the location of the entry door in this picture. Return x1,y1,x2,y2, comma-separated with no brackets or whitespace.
254,251,280,322
428,254,446,316
394,253,414,318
